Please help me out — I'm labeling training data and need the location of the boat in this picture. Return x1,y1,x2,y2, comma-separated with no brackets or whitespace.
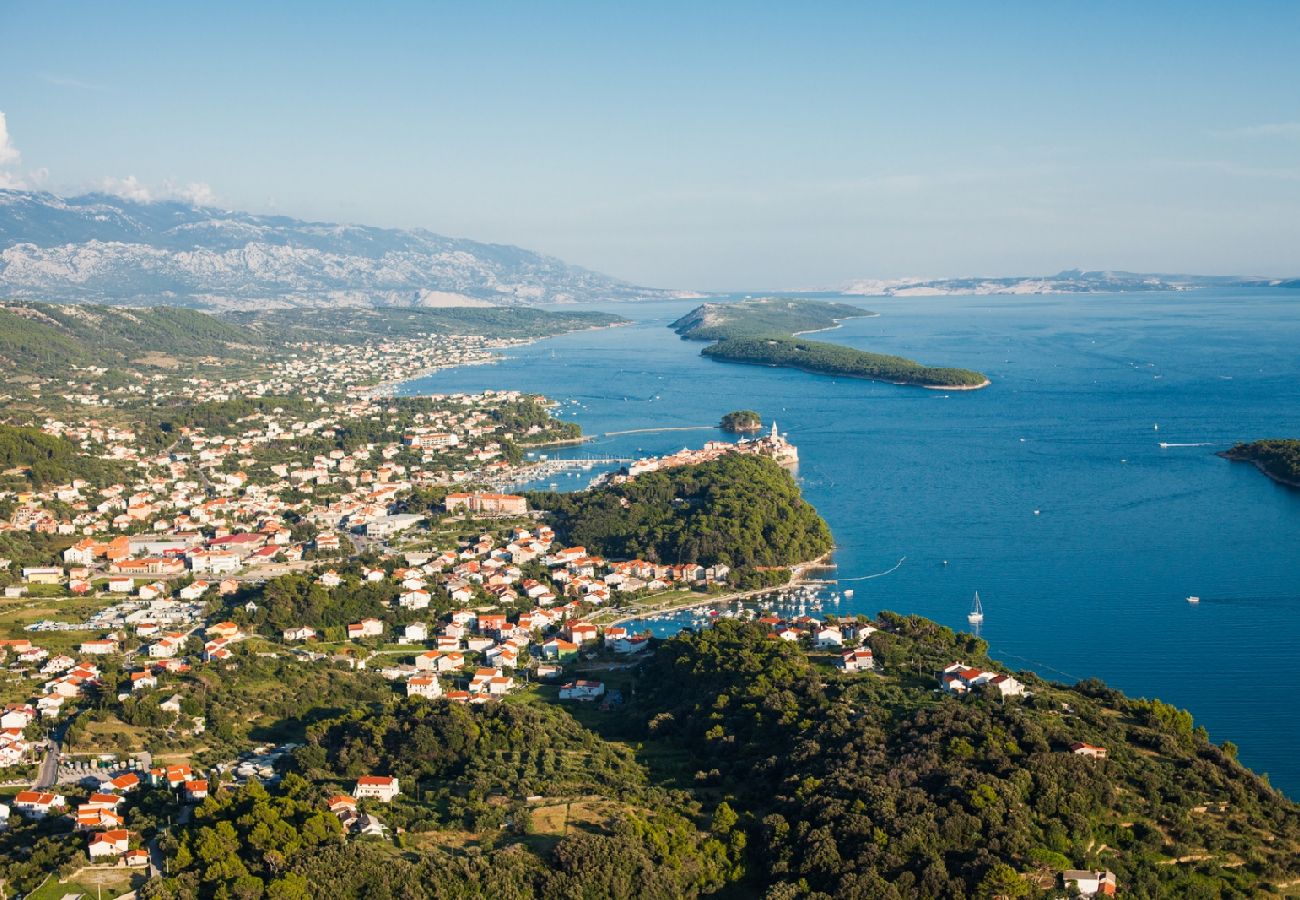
843,589,854,598
967,591,984,624
1186,595,1200,604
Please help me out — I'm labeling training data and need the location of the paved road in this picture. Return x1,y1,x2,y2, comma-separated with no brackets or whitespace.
34,737,59,788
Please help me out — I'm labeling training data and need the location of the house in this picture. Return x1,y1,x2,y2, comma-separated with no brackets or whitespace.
348,618,384,640
407,674,442,699
603,626,629,645
559,680,606,701
1061,869,1118,898
353,775,400,803
87,828,132,860
568,622,598,644
814,626,843,648
208,622,241,639
282,626,317,642
838,648,874,673
541,638,578,661
403,622,429,642
0,704,36,730
611,635,651,655
1070,742,1109,759
22,567,63,585
80,639,118,656
14,790,66,818
184,779,209,801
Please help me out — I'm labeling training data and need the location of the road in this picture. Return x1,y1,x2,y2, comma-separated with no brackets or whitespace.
34,737,58,788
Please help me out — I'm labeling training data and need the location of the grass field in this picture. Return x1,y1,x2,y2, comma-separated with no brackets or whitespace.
28,866,147,900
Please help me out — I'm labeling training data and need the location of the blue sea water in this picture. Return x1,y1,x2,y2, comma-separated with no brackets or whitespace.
402,290,1300,797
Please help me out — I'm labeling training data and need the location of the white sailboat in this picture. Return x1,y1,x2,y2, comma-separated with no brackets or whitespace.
967,591,984,624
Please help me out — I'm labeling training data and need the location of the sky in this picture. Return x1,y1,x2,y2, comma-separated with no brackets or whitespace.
1,1,1298,290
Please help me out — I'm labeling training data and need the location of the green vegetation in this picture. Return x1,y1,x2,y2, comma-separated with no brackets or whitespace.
232,306,626,344
0,302,261,375
0,423,127,488
704,336,990,388
529,454,833,572
615,617,1300,897
670,298,989,389
670,297,869,341
146,701,733,900
719,409,762,433
1221,439,1300,487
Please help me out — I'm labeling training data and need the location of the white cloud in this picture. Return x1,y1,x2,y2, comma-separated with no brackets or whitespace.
0,111,21,167
98,175,219,206
99,174,153,201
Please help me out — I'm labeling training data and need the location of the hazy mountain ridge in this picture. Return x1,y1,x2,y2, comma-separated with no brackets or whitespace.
843,268,1297,297
0,189,672,308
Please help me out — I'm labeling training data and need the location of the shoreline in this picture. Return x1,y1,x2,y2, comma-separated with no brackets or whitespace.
1218,452,1300,489
705,354,991,391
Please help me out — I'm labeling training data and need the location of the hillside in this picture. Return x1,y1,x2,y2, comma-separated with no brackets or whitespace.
671,297,871,341
141,618,1300,899
0,423,127,488
0,189,673,308
232,305,626,344
0,301,263,374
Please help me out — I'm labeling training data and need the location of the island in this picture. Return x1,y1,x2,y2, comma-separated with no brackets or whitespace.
1220,439,1300,488
671,297,990,389
719,409,762,433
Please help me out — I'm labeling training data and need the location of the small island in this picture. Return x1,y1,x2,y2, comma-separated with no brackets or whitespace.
1220,439,1300,488
671,297,990,389
720,409,762,433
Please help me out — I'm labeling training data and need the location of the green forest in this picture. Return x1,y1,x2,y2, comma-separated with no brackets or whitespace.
703,337,989,388
0,422,127,488
528,454,833,571
719,410,762,432
1222,439,1300,486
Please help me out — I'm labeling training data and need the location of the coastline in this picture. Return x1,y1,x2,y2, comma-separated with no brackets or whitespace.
1218,452,1300,489
705,354,991,391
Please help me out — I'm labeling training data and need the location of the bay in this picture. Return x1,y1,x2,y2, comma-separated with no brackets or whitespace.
401,290,1300,797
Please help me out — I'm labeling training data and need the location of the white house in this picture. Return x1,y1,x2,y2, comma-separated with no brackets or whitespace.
282,626,317,642
406,675,442,699
814,627,843,648
1062,870,1118,898
353,775,400,802
559,680,606,701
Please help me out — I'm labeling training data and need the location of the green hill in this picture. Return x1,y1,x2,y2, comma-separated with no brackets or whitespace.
671,297,871,341
232,305,626,344
0,301,262,374
0,423,127,488
671,298,990,389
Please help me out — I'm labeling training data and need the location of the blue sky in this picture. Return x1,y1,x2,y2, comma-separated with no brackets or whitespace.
1,1,1298,289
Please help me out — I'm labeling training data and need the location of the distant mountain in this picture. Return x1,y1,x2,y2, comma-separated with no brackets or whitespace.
842,268,1295,297
0,189,674,308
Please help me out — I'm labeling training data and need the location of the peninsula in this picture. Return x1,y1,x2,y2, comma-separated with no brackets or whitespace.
671,297,990,389
1220,439,1300,488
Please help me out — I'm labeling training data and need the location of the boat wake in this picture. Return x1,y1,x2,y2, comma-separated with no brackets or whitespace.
1158,442,1215,448
839,556,906,582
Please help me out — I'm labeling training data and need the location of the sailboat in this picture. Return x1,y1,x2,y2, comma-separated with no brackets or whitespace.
967,591,984,624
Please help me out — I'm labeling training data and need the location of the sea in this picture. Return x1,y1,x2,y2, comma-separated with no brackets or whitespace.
401,290,1300,797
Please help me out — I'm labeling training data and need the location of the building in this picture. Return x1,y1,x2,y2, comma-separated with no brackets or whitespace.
559,680,606,701
444,492,528,516
1070,742,1109,759
353,775,400,803
87,829,132,860
1061,870,1118,898
407,674,442,699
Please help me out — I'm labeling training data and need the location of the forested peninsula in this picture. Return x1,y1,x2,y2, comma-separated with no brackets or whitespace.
671,298,989,389
1221,439,1300,487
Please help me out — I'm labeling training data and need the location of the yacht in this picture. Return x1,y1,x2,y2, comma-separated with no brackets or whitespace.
1186,595,1200,604
967,591,984,624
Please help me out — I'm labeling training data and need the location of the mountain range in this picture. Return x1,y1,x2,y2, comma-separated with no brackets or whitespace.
842,269,1299,297
0,189,676,309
